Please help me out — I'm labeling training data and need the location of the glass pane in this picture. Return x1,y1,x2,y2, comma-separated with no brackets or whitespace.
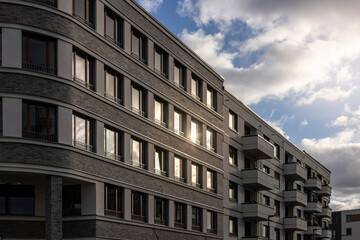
154,100,162,122
207,212,212,229
155,150,161,171
206,130,212,148
0,197,5,214
191,121,197,143
132,193,140,215
207,171,212,188
229,219,234,233
35,105,48,134
75,116,86,144
132,34,140,56
106,14,115,39
207,90,212,106
191,164,198,183
175,204,181,222
154,51,161,71
155,199,162,218
106,129,115,154
132,139,140,164
174,65,180,85
107,186,116,211
229,113,234,129
174,111,180,133
29,37,47,72
191,78,197,96
75,54,86,82
9,197,34,215
132,87,140,110
75,0,85,19
174,157,181,178
106,72,115,97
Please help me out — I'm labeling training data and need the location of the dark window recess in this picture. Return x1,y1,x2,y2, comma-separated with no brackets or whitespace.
192,207,202,231
22,32,57,75
0,99,2,136
0,30,2,66
131,191,146,222
104,184,122,218
104,8,123,47
154,46,168,77
0,184,34,216
154,197,167,225
174,202,186,229
131,29,147,63
26,0,57,7
73,0,95,29
63,185,81,216
22,101,57,142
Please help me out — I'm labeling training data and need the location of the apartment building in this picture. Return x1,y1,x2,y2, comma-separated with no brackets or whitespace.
0,0,331,239
330,209,360,240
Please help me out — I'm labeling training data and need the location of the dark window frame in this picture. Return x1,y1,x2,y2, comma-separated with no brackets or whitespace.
72,0,95,29
104,7,123,47
154,197,167,225
72,48,95,90
131,191,147,222
72,112,94,152
104,184,123,218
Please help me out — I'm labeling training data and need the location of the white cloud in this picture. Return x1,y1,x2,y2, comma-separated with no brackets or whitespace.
138,0,163,13
264,114,294,140
300,119,308,126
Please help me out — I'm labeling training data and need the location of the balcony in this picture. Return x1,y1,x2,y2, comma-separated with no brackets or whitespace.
318,207,332,218
242,202,274,221
317,185,332,196
242,169,274,190
305,201,322,213
284,162,307,181
304,178,322,190
320,229,332,238
305,225,321,235
284,217,307,231
284,190,307,206
242,135,274,159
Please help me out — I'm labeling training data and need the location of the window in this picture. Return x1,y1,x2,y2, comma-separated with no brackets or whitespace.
26,0,57,7
104,68,122,104
297,233,301,240
191,163,201,188
207,211,216,234
263,135,270,142
131,138,145,169
154,197,167,225
297,209,302,218
244,125,251,136
274,200,280,215
173,61,185,89
0,184,34,215
104,127,121,161
207,170,216,193
332,216,337,223
274,172,280,188
229,217,237,236
174,156,185,182
72,113,94,151
104,184,122,218
192,207,202,231
173,109,184,136
264,195,270,206
0,30,1,66
346,215,352,222
154,147,167,176
191,119,201,145
245,222,252,237
22,32,56,74
346,228,352,236
63,185,81,216
131,84,146,116
229,111,237,131
332,230,336,239
263,165,270,174
229,181,237,201
131,29,147,63
72,49,95,90
229,146,237,166
274,143,280,159
263,225,269,238
174,202,186,229
131,191,146,222
73,0,95,28
154,46,167,77
191,76,201,100
22,101,57,142
154,98,166,127
206,128,215,151
206,87,216,110
104,8,122,46
0,99,2,136
274,228,280,240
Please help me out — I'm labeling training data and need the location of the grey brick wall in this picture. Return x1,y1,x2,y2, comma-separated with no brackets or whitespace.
0,220,45,238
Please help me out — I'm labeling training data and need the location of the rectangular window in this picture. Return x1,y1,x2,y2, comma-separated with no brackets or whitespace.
104,127,121,161
104,184,122,218
191,163,201,188
131,138,145,169
229,217,237,236
22,101,57,142
229,146,237,166
173,61,184,89
154,147,167,176
297,209,301,218
229,111,237,131
206,87,216,110
63,185,81,216
174,202,186,229
104,8,122,47
154,197,167,225
174,156,185,182
274,228,280,240
229,181,237,201
72,49,94,90
22,32,57,74
0,99,2,136
154,98,166,127
346,215,352,222
73,0,95,28
104,68,122,104
263,165,270,174
244,125,251,136
206,128,215,151
275,200,280,215
131,191,146,222
274,143,280,159
192,207,202,231
346,228,352,236
72,113,93,151
0,184,34,216
264,195,270,206
131,84,146,116
131,29,147,63
191,76,201,100
173,109,184,136
274,172,280,188
191,120,201,145
154,46,167,77
207,170,215,193
207,211,216,234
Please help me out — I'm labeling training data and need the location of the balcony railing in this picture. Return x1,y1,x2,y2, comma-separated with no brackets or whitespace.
73,76,94,90
131,52,146,64
104,209,122,219
154,118,166,127
207,228,216,234
72,12,95,29
154,218,168,225
174,176,185,182
104,93,122,105
207,187,216,193
174,222,186,229
155,169,167,176
207,104,215,111
131,214,146,222
131,107,145,117
173,81,185,90
192,225,201,231
191,182,201,188
154,68,167,78
26,0,57,8
105,152,121,162
22,131,57,142
206,145,215,152
191,93,201,101
131,160,146,169
22,62,57,75
72,139,94,152
104,34,122,48
174,129,185,136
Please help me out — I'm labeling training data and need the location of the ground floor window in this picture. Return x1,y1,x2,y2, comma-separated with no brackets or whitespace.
0,184,34,215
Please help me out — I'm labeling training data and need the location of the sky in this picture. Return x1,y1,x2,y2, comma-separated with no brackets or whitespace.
136,0,360,211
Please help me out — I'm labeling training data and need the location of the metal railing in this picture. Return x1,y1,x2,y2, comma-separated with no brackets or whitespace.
207,187,216,193
173,129,184,136
154,118,166,127
192,139,201,145
207,228,216,234
155,169,167,176
191,93,201,101
131,107,145,117
192,225,201,231
174,222,186,229
174,176,185,183
104,209,122,218
104,34,122,48
131,160,146,169
22,62,56,75
131,214,146,222
154,68,167,78
191,182,201,188
105,152,122,161
206,145,215,152
72,139,94,152
154,218,168,225
131,52,146,64
73,76,94,90
22,131,57,142
207,104,215,111
72,12,95,29
173,81,185,90
104,93,122,105
26,0,57,8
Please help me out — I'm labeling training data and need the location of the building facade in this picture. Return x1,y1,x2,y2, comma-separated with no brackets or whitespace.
330,209,360,240
0,0,331,239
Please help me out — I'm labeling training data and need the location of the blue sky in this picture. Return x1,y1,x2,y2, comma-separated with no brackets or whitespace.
136,0,360,210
